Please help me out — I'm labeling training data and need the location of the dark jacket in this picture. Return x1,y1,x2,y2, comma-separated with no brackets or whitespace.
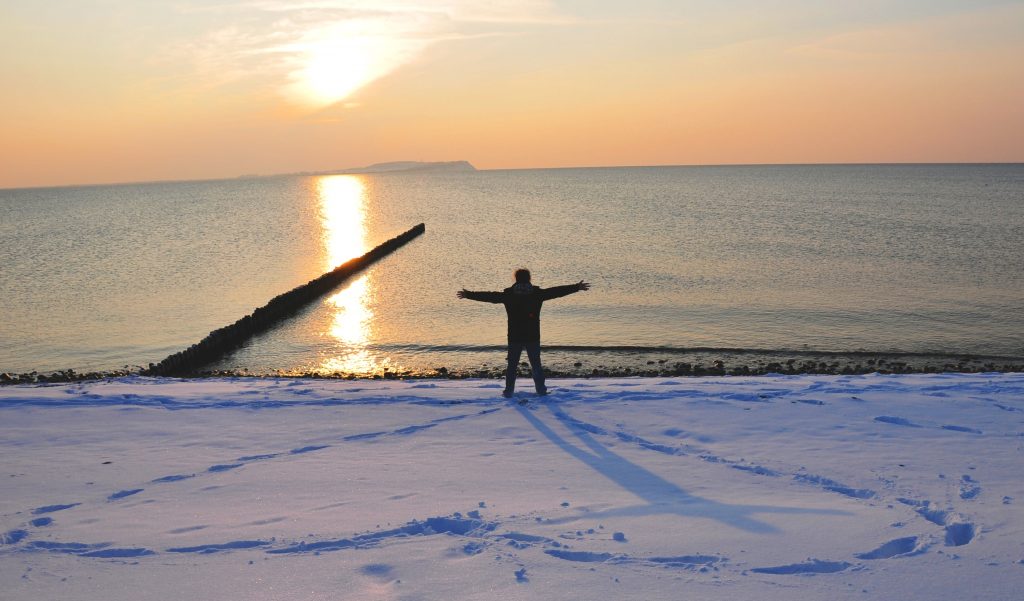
462,283,583,343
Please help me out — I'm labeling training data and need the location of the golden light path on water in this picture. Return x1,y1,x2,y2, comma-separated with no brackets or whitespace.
315,175,392,375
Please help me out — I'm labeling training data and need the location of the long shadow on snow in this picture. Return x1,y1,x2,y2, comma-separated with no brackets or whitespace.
517,405,847,534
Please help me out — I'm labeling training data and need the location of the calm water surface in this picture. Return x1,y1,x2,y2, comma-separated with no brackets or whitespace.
1,165,1022,374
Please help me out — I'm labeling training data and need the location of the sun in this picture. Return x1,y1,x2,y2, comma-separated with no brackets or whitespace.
284,21,426,109
295,36,378,107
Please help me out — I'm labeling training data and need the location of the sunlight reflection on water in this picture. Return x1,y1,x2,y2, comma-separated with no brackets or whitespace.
316,175,393,374
319,175,367,271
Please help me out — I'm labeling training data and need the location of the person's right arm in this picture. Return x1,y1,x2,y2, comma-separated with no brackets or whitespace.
457,289,505,303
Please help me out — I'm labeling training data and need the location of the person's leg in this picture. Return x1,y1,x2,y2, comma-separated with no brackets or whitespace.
505,343,524,396
524,342,546,394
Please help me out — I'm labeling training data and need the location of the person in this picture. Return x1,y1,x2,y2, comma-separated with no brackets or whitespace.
457,269,590,397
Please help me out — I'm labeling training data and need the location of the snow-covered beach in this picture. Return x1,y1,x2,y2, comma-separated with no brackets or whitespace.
2,373,1023,600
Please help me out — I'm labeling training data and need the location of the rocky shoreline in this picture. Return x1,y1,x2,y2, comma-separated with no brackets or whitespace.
4,351,1022,385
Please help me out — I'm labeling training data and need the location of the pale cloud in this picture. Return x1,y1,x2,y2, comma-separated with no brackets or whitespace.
243,0,565,23
786,22,944,63
177,0,564,108
785,2,1024,62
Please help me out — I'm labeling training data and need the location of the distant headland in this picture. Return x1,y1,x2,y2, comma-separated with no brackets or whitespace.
286,160,476,177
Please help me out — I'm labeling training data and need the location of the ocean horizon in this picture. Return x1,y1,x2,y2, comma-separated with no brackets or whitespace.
5,161,1024,193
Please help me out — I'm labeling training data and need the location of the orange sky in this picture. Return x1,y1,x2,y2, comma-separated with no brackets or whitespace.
1,1,1022,188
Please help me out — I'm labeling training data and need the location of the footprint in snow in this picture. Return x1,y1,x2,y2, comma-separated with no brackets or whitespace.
290,445,329,455
941,424,983,434
167,540,270,554
168,525,208,534
750,559,851,575
854,536,922,559
544,549,614,563
2,529,29,545
31,503,80,515
26,541,155,558
107,489,144,501
793,474,875,499
207,463,243,473
959,475,982,500
545,549,724,571
945,522,976,547
898,500,978,546
151,474,195,483
237,453,279,461
874,416,921,427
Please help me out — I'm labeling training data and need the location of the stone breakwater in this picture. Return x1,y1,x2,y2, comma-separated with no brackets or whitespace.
144,223,426,377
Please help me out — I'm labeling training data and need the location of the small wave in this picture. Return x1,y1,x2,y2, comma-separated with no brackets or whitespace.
363,343,1023,362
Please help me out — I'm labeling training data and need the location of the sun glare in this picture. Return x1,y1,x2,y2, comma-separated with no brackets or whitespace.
285,21,427,108
297,37,377,107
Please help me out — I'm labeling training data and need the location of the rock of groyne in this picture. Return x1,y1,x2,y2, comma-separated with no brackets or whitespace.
144,223,426,377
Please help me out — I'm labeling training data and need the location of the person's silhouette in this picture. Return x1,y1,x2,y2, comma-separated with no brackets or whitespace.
458,269,590,397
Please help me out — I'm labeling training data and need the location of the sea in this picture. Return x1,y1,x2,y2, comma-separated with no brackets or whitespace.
1,164,1022,377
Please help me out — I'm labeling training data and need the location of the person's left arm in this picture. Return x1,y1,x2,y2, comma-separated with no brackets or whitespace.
540,281,590,300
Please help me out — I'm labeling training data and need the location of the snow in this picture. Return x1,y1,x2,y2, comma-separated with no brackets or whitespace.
2,373,1023,600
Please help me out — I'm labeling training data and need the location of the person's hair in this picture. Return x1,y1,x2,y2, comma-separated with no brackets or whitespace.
514,268,531,283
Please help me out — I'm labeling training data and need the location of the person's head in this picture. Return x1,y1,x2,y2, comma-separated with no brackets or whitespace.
514,268,531,284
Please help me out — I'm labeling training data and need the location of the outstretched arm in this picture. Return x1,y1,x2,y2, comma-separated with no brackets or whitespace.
457,289,505,303
540,280,591,301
